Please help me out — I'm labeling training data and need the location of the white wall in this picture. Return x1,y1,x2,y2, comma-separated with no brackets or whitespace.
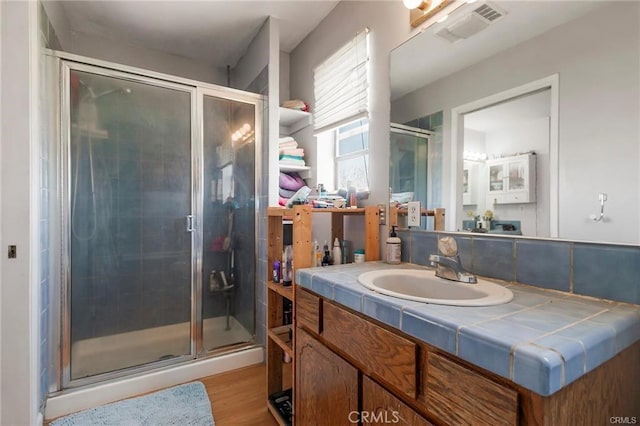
289,1,413,206
392,3,639,244
67,32,227,84
42,1,227,85
1,2,40,424
233,18,271,91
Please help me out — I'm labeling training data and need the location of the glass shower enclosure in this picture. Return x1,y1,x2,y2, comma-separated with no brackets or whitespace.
56,54,261,387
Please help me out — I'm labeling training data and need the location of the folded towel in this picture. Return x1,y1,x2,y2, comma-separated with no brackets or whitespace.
279,188,298,198
279,148,304,156
281,99,310,112
279,172,306,191
279,136,295,144
279,141,298,150
279,154,304,161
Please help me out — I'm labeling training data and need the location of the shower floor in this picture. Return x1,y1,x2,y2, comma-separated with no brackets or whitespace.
71,316,253,380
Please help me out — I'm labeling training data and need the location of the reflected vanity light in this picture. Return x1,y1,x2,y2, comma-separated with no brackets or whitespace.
231,123,254,147
463,151,487,161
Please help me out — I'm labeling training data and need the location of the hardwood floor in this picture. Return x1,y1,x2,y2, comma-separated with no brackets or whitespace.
46,363,278,426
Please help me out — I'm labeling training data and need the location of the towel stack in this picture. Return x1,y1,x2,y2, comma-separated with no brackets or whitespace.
279,136,306,168
279,172,309,207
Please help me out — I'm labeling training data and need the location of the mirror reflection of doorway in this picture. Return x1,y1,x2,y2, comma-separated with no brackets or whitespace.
462,88,551,236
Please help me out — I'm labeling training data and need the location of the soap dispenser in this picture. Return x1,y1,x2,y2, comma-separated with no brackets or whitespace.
386,226,401,264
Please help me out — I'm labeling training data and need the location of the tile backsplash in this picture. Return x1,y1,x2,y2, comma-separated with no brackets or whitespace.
397,229,640,305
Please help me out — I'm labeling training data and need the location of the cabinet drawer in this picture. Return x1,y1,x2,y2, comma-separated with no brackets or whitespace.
426,352,518,426
296,288,321,334
323,302,417,398
362,376,433,426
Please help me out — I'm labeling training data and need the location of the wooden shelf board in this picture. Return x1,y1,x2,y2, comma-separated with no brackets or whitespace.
267,281,293,300
268,325,293,357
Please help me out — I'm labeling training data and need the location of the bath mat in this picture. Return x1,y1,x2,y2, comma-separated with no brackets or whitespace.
51,381,214,426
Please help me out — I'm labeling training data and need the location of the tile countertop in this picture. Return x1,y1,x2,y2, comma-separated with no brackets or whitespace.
295,262,640,397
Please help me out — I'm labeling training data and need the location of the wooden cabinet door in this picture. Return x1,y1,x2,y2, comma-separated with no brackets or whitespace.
295,327,358,426
362,376,433,426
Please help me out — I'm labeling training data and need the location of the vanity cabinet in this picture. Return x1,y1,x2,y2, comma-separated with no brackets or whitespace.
295,286,640,426
296,328,359,425
486,153,536,204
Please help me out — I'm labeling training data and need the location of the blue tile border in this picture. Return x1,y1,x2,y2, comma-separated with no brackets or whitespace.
573,243,640,305
401,231,640,305
516,240,570,292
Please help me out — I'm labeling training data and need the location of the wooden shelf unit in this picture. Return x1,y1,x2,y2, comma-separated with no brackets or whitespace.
266,204,380,425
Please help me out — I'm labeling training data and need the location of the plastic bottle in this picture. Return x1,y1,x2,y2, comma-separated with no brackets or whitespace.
333,238,342,265
315,241,322,266
273,260,281,283
386,226,401,264
347,182,357,208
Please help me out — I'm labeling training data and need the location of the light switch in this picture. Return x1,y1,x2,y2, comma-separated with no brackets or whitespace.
407,201,421,227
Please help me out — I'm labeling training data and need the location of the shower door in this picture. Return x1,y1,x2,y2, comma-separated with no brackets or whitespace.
64,63,196,383
200,89,257,353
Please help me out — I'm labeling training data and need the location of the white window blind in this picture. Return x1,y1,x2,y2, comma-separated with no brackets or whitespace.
313,29,369,134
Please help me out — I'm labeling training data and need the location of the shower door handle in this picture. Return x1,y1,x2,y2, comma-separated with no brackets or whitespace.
186,215,195,232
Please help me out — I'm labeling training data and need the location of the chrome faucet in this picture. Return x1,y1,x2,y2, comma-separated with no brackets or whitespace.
429,237,477,284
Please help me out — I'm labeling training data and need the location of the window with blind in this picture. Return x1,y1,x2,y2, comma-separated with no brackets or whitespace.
313,29,370,134
314,29,370,191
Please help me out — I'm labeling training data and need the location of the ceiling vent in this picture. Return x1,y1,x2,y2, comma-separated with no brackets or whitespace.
435,2,507,43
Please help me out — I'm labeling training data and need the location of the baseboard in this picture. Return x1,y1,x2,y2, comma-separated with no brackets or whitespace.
45,346,263,420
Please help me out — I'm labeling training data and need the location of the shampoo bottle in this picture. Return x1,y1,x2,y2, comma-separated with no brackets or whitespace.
333,238,342,265
386,226,401,264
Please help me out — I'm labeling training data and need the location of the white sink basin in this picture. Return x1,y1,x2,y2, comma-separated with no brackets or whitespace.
357,269,513,306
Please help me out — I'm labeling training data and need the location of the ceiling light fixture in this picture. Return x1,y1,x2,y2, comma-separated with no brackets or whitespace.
405,0,456,28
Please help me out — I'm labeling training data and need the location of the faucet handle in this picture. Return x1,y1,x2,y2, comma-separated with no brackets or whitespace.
438,236,458,257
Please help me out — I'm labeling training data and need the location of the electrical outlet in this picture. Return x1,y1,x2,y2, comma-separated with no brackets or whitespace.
378,203,387,225
407,201,421,227
8,245,17,259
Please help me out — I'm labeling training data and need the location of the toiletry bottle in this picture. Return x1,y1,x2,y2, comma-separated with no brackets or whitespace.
347,181,357,208
273,260,281,283
315,241,322,266
283,245,293,286
321,241,331,266
386,226,401,264
333,238,342,265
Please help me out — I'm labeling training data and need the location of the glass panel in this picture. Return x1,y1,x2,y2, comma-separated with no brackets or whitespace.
202,95,255,352
489,164,504,192
337,119,369,156
508,161,526,191
336,154,369,190
69,70,192,380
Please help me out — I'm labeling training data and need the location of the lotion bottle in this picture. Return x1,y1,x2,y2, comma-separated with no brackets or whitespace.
386,226,401,264
333,238,342,265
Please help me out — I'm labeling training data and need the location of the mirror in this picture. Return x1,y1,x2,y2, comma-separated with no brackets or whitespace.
390,1,639,244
